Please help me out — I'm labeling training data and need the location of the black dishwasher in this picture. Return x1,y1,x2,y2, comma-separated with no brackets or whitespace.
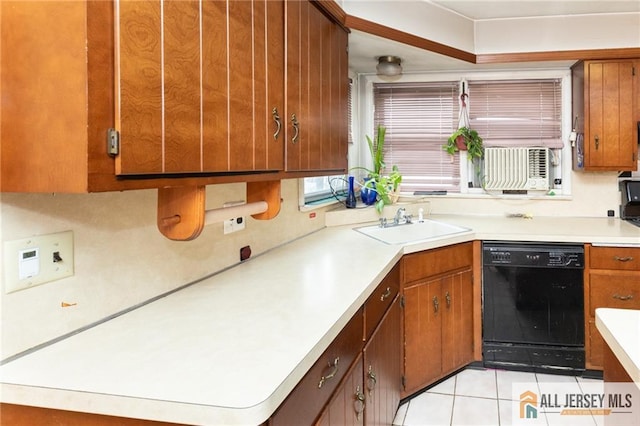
482,242,585,373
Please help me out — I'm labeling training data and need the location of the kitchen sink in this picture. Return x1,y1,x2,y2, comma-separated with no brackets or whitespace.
354,219,471,245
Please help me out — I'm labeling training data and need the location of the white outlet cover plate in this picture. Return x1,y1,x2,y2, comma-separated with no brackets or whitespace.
223,217,246,234
3,230,74,293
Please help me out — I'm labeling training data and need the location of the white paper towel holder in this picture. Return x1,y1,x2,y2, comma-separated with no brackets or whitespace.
157,181,281,241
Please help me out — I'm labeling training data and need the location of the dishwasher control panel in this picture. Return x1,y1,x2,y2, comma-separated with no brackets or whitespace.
483,242,584,268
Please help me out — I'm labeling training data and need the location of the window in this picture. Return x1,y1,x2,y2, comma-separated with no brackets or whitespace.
373,82,460,193
301,79,353,208
371,77,564,193
302,175,347,205
468,79,562,148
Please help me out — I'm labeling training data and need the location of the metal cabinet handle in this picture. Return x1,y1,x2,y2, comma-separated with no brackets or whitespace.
613,294,634,301
318,357,339,388
272,107,281,140
291,113,299,144
445,291,451,308
614,256,634,262
367,365,377,394
433,296,439,313
380,287,391,301
354,385,365,422
594,134,599,149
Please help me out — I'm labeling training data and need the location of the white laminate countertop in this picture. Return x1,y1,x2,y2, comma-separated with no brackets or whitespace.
595,308,640,390
1,214,639,425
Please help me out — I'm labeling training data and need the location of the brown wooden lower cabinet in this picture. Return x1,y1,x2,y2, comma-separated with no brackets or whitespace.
363,296,402,426
269,308,365,426
401,243,475,398
0,404,182,426
271,264,402,426
602,343,640,426
316,354,366,425
316,297,402,426
585,245,640,370
603,343,633,383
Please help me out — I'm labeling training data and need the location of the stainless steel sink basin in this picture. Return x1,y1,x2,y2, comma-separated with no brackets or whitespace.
355,219,471,245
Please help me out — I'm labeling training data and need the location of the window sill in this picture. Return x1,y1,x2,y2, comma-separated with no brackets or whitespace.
399,190,572,202
299,198,343,212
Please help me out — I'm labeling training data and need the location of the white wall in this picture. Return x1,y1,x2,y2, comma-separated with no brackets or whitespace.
342,0,640,54
0,180,326,358
426,172,624,218
475,13,640,54
341,0,476,52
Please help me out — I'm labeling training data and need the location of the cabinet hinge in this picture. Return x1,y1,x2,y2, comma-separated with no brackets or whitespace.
107,128,120,156
632,66,636,76
401,375,406,390
400,295,405,308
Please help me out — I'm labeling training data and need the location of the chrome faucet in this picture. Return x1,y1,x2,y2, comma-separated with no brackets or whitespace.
393,207,406,225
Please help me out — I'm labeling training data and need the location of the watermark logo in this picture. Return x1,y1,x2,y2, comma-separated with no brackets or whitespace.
519,390,538,419
512,382,640,425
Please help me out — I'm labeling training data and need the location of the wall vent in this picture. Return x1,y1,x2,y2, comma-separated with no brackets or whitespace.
484,147,549,191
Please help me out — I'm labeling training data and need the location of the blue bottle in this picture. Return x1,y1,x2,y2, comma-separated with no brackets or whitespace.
346,176,357,208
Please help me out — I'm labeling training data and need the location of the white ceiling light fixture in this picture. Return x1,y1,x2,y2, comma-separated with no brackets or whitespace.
376,55,402,77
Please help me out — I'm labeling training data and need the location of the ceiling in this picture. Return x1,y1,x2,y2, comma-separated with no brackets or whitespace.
430,0,640,20
348,0,640,74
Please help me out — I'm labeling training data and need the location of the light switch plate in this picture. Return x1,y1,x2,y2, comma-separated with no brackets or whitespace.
3,231,74,293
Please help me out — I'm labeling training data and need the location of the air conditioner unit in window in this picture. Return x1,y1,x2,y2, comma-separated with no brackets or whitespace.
483,147,550,191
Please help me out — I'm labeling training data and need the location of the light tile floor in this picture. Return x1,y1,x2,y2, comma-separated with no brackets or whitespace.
392,368,605,426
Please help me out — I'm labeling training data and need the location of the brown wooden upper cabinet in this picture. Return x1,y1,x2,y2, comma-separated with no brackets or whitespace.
1,0,348,193
572,59,639,172
285,0,349,173
116,0,285,176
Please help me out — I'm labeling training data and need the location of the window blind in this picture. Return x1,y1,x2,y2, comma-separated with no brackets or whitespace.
467,79,562,148
373,82,460,192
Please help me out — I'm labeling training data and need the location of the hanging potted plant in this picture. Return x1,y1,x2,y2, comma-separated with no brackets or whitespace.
444,126,484,160
443,92,484,160
351,125,402,213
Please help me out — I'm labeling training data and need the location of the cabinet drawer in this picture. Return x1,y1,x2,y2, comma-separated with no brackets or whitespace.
270,308,363,426
402,242,473,284
590,246,640,270
589,272,640,315
364,263,399,340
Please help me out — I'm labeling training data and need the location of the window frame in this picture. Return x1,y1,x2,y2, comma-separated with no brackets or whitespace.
359,68,573,197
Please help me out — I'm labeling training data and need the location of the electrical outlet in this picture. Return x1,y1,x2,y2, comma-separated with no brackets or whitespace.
3,231,74,293
222,200,246,235
223,216,245,234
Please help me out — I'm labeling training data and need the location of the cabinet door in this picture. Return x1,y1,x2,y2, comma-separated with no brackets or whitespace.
441,269,474,375
584,60,637,170
403,277,442,396
116,0,284,176
285,0,348,173
315,355,365,426
363,297,401,426
587,271,640,369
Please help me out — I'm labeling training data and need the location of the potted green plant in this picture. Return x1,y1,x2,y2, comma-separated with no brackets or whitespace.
352,125,402,213
444,126,484,160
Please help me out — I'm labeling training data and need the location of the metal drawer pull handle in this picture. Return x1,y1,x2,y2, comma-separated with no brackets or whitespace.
433,296,439,313
318,357,339,388
614,256,634,262
291,114,299,144
445,291,451,308
354,385,365,421
272,107,281,140
380,287,391,301
613,294,634,301
367,365,377,393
